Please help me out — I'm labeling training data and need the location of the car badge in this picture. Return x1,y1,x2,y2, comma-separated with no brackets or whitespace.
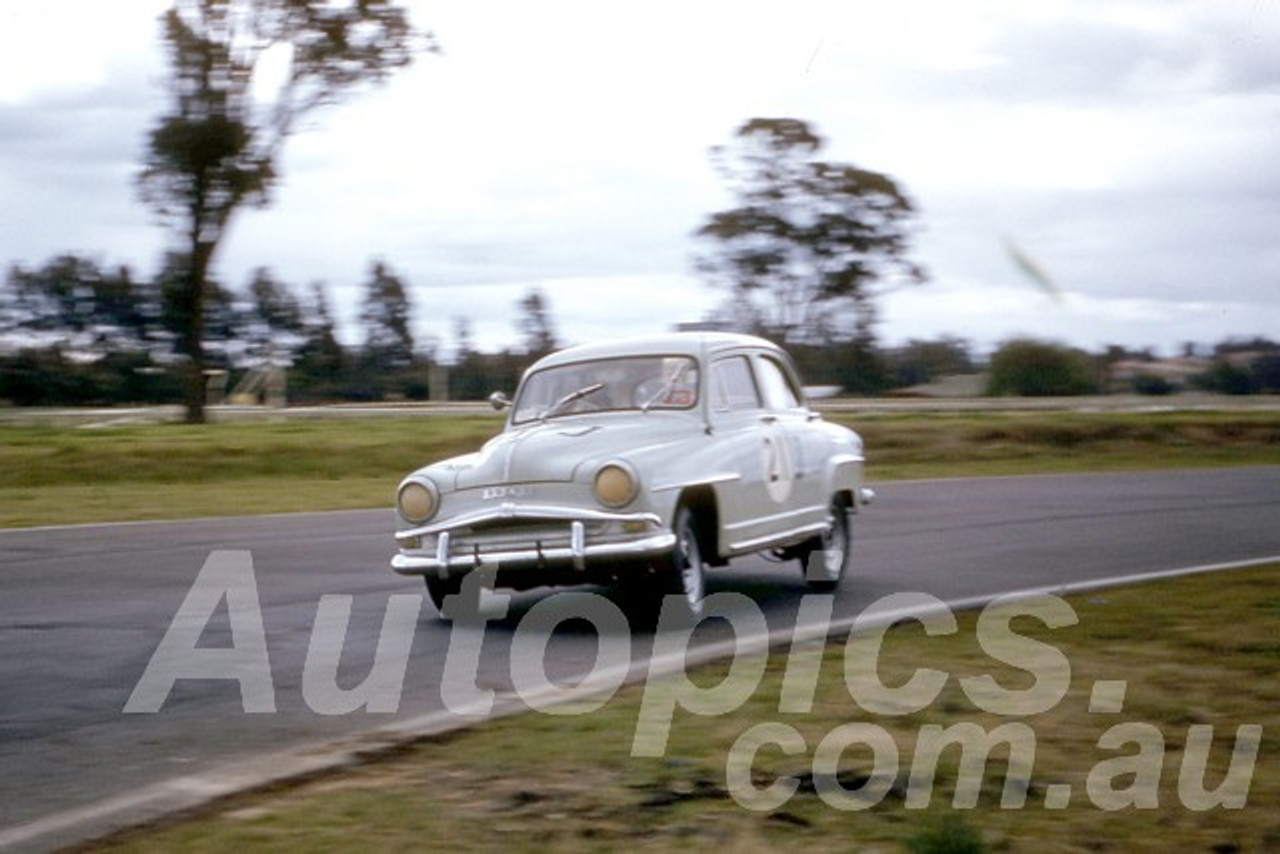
481,485,534,500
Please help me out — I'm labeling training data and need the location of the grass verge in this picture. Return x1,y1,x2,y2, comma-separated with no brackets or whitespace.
2,410,1278,528
80,565,1280,853
0,416,501,527
853,409,1280,481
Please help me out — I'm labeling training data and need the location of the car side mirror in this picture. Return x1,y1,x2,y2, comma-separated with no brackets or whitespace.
489,391,512,411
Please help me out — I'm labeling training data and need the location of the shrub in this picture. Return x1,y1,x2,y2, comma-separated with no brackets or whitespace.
1194,361,1258,395
1132,373,1176,395
986,338,1100,396
905,813,988,854
1250,354,1280,393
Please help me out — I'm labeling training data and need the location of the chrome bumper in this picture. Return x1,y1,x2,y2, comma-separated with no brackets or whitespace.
391,504,675,577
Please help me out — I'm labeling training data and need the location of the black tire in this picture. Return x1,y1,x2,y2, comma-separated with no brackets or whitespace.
663,504,707,622
425,573,462,617
801,496,852,592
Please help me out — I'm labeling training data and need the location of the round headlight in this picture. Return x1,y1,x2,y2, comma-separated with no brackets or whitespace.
594,463,638,508
397,479,439,524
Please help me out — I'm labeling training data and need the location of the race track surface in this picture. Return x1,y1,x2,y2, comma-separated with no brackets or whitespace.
2,466,1278,851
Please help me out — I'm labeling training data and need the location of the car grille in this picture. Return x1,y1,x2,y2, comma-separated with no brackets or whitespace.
447,518,639,557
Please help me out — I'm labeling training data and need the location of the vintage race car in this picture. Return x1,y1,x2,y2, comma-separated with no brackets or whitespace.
392,332,873,619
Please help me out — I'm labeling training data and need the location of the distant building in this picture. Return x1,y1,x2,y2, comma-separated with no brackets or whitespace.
1221,350,1271,370
1108,357,1209,391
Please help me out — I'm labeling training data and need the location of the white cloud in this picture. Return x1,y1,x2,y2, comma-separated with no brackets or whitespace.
0,3,167,104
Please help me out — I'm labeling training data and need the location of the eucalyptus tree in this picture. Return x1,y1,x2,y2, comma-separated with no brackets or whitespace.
359,260,415,373
516,287,558,358
695,117,925,346
138,0,431,421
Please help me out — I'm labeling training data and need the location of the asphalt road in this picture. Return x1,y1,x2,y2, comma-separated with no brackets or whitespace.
2,466,1279,851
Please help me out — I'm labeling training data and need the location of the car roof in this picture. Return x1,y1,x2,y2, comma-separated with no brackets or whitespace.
527,332,783,371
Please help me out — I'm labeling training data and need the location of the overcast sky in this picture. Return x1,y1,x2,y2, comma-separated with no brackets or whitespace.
1,1,1277,357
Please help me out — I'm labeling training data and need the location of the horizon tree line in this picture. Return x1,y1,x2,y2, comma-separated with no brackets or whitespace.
0,253,562,406
3,251,1277,405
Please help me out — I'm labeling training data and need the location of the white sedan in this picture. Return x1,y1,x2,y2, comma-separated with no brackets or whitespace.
392,332,872,619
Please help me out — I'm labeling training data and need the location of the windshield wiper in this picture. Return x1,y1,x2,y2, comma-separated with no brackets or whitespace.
640,377,678,412
542,382,605,421
640,367,691,412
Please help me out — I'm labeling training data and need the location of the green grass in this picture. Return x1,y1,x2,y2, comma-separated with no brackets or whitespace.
2,410,1278,527
849,410,1280,480
82,565,1280,853
0,416,502,527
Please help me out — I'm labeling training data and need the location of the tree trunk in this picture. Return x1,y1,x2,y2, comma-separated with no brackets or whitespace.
182,229,213,425
182,268,207,424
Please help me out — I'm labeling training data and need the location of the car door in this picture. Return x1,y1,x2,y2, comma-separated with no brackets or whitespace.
751,352,827,534
706,353,777,554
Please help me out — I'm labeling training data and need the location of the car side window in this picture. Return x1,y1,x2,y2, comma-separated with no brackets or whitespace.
711,356,761,412
756,356,803,410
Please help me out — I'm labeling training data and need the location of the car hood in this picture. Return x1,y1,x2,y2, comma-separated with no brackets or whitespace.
432,413,699,491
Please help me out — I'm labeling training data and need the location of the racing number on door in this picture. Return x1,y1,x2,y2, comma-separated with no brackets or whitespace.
761,430,794,503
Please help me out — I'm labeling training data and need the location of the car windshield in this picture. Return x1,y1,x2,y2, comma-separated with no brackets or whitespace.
512,356,699,424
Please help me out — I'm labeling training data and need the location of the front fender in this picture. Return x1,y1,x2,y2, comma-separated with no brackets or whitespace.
643,472,738,525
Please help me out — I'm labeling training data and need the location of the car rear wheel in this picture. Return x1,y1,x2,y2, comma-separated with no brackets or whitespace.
801,496,851,592
663,505,707,622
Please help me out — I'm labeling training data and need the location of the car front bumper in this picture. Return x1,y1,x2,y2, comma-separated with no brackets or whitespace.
391,504,676,578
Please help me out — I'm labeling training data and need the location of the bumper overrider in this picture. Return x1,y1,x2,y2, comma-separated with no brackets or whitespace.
392,503,676,578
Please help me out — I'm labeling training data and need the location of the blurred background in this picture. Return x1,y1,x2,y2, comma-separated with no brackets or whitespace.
1,1,1278,416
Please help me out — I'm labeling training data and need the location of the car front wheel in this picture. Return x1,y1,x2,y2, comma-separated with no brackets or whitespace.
663,505,707,622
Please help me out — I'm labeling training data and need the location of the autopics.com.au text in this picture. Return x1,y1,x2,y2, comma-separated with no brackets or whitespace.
125,552,1263,813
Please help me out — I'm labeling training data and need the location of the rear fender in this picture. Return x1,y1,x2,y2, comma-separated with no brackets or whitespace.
825,453,865,511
